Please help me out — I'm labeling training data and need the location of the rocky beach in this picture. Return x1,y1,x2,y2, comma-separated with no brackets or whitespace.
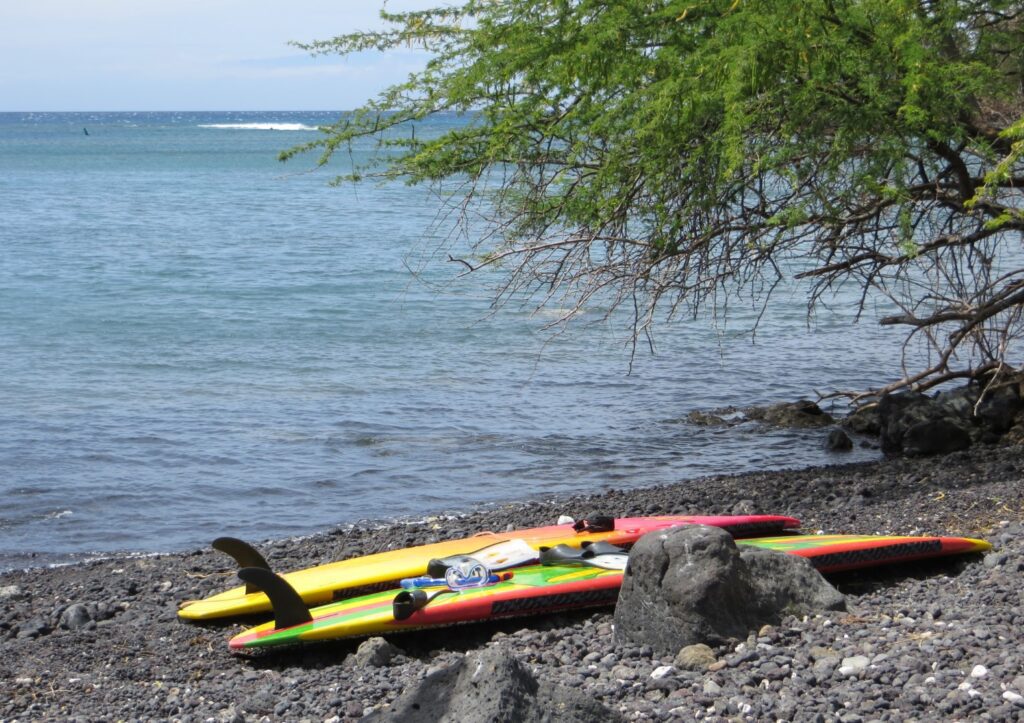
2,442,1022,722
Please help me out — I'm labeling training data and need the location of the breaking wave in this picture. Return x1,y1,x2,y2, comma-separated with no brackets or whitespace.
198,122,319,131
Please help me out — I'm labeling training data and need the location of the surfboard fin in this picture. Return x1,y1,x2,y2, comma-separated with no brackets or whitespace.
212,537,272,594
237,567,312,630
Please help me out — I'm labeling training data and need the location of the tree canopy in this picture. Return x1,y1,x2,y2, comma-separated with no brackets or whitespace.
286,0,1024,400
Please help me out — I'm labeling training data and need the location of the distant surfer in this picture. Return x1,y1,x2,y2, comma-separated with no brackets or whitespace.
83,127,89,136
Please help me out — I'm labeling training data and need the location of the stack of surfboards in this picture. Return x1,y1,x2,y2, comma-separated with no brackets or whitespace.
176,514,991,651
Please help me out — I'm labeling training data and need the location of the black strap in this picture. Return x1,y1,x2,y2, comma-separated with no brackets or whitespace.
392,589,455,621
573,515,615,533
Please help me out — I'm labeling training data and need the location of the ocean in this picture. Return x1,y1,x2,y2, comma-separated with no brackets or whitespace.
0,111,906,570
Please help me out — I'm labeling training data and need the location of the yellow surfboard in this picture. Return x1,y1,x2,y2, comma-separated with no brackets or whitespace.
178,514,798,620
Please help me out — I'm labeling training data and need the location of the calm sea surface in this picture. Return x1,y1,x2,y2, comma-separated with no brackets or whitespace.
0,111,906,570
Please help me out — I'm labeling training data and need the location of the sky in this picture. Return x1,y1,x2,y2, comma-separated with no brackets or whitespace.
0,1,440,112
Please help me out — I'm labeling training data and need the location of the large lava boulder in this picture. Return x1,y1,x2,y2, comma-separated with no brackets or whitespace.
872,384,1024,455
745,399,835,429
614,526,845,656
876,392,972,455
366,645,620,723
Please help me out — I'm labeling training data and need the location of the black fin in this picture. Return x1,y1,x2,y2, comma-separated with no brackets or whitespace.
540,542,628,568
539,544,587,565
580,541,627,557
212,537,271,594
237,567,312,630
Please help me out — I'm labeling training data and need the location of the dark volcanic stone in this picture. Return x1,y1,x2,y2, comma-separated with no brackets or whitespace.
614,526,756,652
747,400,834,429
368,646,620,722
739,548,846,616
977,386,1024,433
877,392,940,453
614,526,844,655
903,419,972,456
826,429,854,452
351,636,401,668
843,404,882,435
16,619,49,639
876,392,976,455
59,604,93,631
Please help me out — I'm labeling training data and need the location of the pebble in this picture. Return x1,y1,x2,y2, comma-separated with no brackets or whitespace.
59,604,93,631
0,585,24,600
674,644,716,671
837,656,870,677
611,664,639,681
0,443,1020,722
351,637,400,668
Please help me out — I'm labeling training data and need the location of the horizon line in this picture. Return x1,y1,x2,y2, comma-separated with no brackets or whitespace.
0,108,349,114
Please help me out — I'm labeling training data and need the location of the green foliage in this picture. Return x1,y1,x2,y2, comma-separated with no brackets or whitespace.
290,0,1024,395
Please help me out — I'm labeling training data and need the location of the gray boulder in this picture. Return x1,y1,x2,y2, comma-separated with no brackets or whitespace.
349,636,401,668
902,418,972,456
874,384,1024,455
935,383,1024,435
674,643,717,671
614,526,844,656
876,392,973,455
825,429,853,452
366,646,620,723
745,399,834,429
842,403,882,435
59,603,93,631
976,385,1024,433
739,547,846,615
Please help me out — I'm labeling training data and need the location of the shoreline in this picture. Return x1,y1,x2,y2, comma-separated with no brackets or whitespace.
0,428,882,576
2,445,1022,720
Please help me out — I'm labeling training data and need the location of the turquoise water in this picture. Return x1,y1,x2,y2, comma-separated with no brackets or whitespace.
0,111,902,570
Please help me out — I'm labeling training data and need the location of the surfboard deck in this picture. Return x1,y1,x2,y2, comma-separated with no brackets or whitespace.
229,563,622,649
228,532,990,650
736,533,991,573
180,514,800,620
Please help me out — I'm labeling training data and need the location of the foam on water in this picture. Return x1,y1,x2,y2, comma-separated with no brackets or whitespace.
0,111,904,571
198,122,320,131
